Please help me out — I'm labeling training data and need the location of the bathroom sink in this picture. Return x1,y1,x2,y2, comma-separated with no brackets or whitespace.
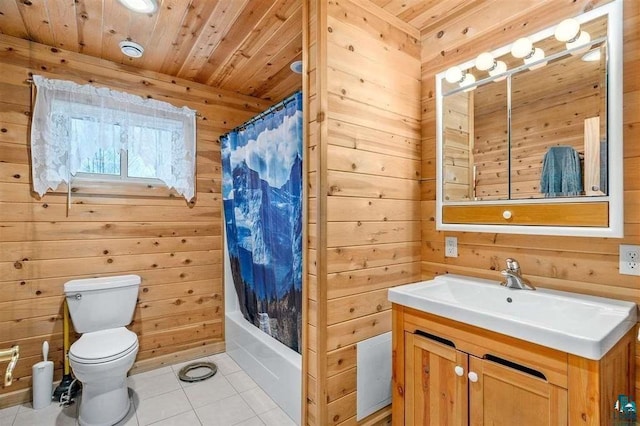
388,274,637,360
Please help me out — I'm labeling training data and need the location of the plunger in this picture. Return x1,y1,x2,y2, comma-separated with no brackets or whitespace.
52,299,79,402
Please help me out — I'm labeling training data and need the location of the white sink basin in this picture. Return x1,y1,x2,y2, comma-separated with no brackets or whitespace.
388,274,637,360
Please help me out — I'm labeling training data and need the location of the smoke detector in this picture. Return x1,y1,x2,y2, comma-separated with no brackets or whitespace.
119,40,144,58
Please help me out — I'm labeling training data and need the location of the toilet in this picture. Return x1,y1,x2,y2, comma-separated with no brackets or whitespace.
64,275,141,426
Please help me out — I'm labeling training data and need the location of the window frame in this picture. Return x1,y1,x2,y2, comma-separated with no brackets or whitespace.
74,148,168,186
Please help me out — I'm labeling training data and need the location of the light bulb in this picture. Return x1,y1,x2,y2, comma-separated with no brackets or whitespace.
566,31,591,50
582,49,601,62
445,66,463,83
475,52,495,71
524,48,546,70
523,48,545,64
459,73,476,88
488,60,507,77
555,18,580,42
511,38,533,59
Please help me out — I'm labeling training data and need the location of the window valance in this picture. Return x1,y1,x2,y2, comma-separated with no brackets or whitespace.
30,75,197,200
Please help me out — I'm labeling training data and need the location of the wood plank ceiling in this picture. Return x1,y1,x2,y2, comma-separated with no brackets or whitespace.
0,0,479,103
0,0,303,102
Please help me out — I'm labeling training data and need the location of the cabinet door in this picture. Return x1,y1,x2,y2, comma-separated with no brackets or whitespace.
468,356,567,426
405,332,468,425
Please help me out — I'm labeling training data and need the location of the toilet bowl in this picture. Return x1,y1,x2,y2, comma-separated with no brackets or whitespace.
64,275,141,426
70,328,138,426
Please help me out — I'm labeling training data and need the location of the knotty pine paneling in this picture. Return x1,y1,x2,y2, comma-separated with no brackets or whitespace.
305,0,421,424
0,34,264,403
420,0,640,402
0,0,302,101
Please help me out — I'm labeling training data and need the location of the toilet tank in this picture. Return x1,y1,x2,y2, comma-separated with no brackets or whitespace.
64,275,141,334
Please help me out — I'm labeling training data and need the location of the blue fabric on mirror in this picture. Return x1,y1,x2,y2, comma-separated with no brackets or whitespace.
540,146,583,197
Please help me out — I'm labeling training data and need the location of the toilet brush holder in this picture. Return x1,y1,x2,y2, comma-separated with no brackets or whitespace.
32,341,54,410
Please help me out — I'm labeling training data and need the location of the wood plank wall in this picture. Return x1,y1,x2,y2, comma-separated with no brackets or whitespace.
305,0,422,424
420,0,640,402
0,34,268,404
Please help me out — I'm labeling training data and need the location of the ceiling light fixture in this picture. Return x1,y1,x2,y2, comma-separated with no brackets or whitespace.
120,40,145,58
290,60,303,74
117,0,158,14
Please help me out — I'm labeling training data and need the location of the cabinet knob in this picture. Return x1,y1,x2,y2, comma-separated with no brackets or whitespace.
502,210,512,220
468,371,479,383
454,366,464,377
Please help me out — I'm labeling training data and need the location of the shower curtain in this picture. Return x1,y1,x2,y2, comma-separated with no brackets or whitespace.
220,92,302,353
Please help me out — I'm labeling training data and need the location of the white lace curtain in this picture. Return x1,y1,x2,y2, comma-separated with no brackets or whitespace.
30,75,197,200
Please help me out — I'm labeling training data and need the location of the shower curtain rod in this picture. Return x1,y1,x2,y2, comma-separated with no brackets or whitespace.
225,91,301,135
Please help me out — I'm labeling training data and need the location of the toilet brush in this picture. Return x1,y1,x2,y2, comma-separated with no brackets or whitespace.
53,299,80,402
32,341,53,409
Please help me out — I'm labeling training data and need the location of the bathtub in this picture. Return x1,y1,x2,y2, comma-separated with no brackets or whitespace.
223,243,302,424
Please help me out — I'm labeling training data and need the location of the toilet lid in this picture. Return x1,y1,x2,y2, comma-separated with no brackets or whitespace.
70,327,138,364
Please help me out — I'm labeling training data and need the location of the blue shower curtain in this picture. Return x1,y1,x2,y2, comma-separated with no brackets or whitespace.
220,92,302,353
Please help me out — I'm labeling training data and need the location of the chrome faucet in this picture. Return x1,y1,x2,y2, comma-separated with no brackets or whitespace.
500,258,536,290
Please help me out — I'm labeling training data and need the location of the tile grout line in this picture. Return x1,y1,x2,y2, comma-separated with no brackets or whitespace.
175,354,220,425
178,376,203,426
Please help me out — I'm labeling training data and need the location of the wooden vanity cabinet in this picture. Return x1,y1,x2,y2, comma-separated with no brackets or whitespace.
392,305,635,426
467,355,567,425
404,332,468,425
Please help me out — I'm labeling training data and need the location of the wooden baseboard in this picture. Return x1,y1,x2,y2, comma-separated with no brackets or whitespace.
0,341,226,410
360,405,392,425
0,386,34,410
129,341,226,376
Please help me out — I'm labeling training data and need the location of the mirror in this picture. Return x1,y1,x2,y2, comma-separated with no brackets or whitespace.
435,0,623,237
443,80,508,201
443,16,607,202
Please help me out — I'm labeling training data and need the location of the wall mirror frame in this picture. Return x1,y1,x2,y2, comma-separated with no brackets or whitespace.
435,0,623,237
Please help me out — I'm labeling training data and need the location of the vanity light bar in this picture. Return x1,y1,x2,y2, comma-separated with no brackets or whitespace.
445,15,595,84
442,35,606,96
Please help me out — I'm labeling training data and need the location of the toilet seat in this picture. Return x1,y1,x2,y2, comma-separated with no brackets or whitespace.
70,327,138,364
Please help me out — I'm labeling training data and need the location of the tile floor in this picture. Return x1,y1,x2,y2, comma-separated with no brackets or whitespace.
0,353,297,426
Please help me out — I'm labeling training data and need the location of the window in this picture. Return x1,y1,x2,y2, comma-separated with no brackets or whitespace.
69,111,178,180
30,76,196,200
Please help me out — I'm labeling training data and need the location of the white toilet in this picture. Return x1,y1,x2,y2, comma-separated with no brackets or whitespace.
64,275,141,426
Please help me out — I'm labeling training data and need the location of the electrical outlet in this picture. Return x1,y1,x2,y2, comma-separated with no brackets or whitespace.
619,244,640,276
445,237,458,258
